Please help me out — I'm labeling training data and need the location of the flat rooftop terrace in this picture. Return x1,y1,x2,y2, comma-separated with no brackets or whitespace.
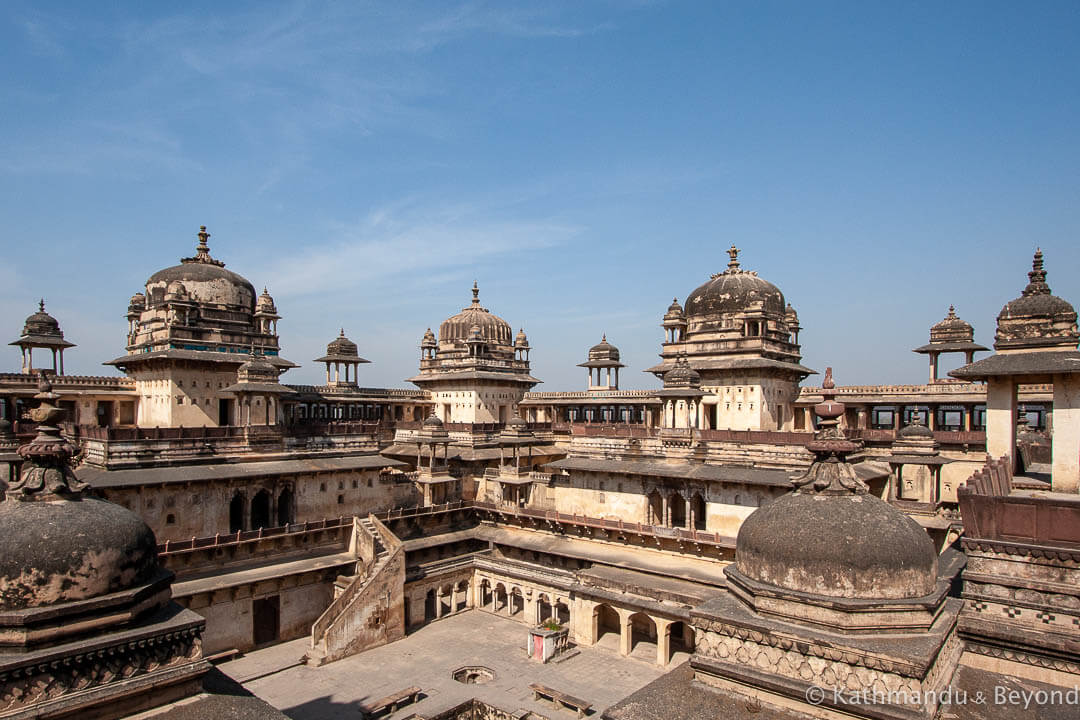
221,609,678,720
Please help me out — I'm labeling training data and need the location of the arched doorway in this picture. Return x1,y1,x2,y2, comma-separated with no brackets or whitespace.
494,583,507,613
252,595,280,647
229,492,245,533
277,486,294,526
479,580,492,610
439,585,452,617
509,588,524,618
691,493,707,531
670,493,687,528
647,490,663,526
594,604,621,649
251,490,271,530
425,589,437,622
537,594,553,625
455,580,469,612
669,621,695,659
555,599,571,626
629,612,658,658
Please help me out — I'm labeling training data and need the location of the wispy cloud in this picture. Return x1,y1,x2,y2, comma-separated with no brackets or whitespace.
254,199,581,298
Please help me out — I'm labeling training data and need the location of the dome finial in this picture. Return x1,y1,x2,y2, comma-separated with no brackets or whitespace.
472,280,480,304
601,332,606,342
792,366,866,495
1023,247,1049,296
727,244,740,271
38,298,45,312
340,328,345,337
947,304,956,317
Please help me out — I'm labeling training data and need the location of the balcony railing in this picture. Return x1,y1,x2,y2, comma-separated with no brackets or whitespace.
158,515,351,555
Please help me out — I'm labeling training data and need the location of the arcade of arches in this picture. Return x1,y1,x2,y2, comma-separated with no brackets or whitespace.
402,567,694,667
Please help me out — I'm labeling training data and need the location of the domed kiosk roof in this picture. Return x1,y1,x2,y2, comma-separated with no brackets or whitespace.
732,369,938,603
0,377,160,611
994,249,1078,350
145,226,256,309
438,282,512,345
9,299,75,350
684,246,786,319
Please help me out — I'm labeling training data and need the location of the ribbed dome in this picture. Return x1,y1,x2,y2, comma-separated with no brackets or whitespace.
684,247,785,319
327,329,358,357
145,227,256,310
421,328,437,348
515,328,529,348
588,335,619,361
438,282,512,345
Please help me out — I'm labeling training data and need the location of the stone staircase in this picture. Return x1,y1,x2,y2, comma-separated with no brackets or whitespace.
330,518,388,598
305,516,404,666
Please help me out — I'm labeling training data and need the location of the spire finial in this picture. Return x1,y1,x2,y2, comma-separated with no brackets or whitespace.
38,298,45,312
1023,247,1050,296
601,333,606,342
792,366,867,495
472,280,479,304
947,304,956,317
340,328,345,337
727,244,740,271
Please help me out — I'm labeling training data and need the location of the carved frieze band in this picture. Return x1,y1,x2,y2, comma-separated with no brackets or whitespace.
964,640,1080,676
0,627,202,713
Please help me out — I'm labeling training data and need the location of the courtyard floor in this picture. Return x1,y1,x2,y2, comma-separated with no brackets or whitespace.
220,609,682,719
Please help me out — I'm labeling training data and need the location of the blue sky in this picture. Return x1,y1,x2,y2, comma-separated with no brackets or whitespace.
2,1,1078,390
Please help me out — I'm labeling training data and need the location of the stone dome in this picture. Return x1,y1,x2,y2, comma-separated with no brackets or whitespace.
0,496,160,610
20,300,63,339
587,335,620,362
995,249,1079,350
898,418,934,440
421,328,437,348
735,492,938,600
663,298,685,322
145,226,256,310
127,292,146,314
664,354,701,388
735,368,938,601
931,306,974,343
256,288,278,314
237,351,278,383
327,329,358,357
684,247,786,321
438,282,512,345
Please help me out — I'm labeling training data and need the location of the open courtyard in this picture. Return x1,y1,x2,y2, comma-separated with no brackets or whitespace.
220,609,686,719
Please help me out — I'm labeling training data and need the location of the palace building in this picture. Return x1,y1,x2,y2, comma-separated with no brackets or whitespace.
0,229,1077,720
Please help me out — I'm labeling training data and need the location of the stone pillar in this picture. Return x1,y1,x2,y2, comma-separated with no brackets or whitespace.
985,378,1018,468
435,588,444,619
661,495,670,527
1052,374,1080,493
619,612,632,656
655,618,673,667
451,586,459,614
894,405,902,431
929,352,939,383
